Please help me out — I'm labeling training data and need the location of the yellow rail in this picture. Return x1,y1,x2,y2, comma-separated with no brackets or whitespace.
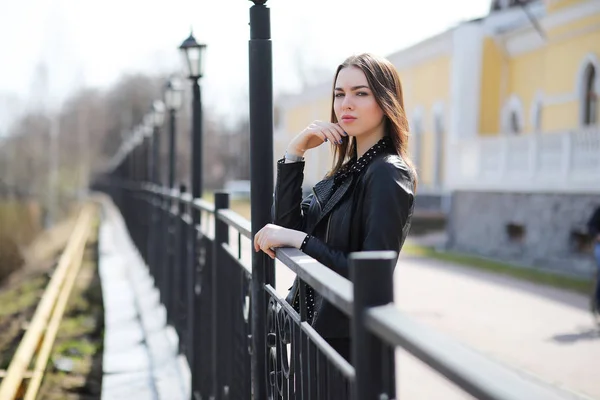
0,204,96,400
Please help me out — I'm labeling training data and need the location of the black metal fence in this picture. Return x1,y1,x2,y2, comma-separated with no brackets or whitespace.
95,173,568,400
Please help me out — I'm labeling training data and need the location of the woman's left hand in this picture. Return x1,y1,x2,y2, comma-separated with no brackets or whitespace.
253,224,307,259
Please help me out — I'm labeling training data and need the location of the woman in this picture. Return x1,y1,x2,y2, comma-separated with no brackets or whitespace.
253,53,416,361
587,206,600,322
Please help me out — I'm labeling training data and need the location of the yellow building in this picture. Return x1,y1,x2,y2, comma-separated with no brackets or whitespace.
275,0,600,276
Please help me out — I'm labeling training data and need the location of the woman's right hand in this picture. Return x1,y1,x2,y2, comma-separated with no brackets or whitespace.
286,121,347,156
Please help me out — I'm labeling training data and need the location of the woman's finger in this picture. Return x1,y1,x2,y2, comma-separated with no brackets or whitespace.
254,229,263,252
320,127,336,144
265,247,276,259
332,123,346,137
308,126,328,143
326,126,343,144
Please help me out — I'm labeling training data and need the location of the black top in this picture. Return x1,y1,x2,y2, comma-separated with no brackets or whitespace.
273,134,414,338
293,136,394,319
588,206,600,237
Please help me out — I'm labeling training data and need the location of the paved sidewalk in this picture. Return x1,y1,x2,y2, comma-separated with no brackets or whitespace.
98,197,191,400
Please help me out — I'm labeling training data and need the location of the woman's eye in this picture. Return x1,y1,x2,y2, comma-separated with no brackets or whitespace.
356,92,368,96
334,93,344,98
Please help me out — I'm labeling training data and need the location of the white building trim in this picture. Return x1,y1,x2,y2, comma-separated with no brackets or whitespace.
530,90,544,132
432,101,445,188
387,29,454,70
495,0,600,56
541,0,600,32
483,1,546,37
449,22,484,142
410,106,425,174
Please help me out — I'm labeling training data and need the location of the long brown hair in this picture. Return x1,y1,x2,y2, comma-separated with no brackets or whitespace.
328,53,417,188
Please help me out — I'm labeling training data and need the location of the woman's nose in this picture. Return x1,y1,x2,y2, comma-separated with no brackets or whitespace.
342,96,354,110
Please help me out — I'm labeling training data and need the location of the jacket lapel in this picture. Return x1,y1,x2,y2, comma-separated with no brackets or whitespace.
311,174,354,231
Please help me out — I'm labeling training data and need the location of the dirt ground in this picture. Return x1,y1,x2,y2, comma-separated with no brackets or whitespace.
0,207,104,399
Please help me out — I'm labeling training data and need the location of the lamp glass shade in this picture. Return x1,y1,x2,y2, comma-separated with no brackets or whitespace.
152,100,165,127
179,32,206,78
165,79,183,110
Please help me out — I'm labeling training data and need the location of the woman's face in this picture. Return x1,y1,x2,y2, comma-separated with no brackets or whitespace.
333,66,385,138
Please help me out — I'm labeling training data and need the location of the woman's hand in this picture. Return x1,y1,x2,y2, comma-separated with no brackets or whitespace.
253,224,307,259
286,120,347,157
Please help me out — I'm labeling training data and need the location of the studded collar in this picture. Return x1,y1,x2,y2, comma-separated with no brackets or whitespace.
333,135,393,188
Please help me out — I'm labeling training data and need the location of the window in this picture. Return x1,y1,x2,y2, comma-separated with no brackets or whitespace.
506,223,526,243
583,63,597,125
570,229,594,254
502,95,524,135
509,111,521,134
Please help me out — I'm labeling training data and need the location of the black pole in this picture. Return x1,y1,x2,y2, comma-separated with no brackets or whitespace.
213,192,231,398
152,126,161,185
191,79,203,226
150,128,160,280
351,251,397,400
166,108,177,324
168,109,177,189
249,2,274,398
177,183,188,356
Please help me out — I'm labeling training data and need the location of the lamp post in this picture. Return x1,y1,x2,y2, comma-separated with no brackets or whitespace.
164,77,183,189
178,31,206,398
179,31,206,223
163,78,182,328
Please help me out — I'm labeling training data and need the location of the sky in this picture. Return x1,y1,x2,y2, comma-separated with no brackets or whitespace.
0,0,491,131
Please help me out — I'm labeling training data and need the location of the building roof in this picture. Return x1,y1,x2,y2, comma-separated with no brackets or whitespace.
489,0,539,13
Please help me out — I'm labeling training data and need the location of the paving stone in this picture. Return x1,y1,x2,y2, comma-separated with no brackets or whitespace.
104,319,145,352
102,371,155,400
103,343,150,374
104,304,138,327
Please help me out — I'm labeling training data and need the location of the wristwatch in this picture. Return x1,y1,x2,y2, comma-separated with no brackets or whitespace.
284,151,304,162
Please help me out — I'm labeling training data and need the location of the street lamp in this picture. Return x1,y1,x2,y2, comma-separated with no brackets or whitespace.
178,31,206,395
179,31,207,80
164,77,183,190
179,31,206,221
152,100,166,127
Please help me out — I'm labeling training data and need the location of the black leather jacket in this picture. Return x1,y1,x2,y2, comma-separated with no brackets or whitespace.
273,147,415,338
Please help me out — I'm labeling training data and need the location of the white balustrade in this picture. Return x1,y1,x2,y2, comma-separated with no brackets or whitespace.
447,127,600,193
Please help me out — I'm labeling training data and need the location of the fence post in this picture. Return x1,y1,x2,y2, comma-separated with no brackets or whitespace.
177,184,188,357
351,251,397,400
249,2,274,398
213,192,231,399
171,185,183,345
164,188,174,325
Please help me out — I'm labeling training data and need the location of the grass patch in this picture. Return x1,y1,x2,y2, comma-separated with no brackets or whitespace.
0,275,47,317
38,213,104,399
402,242,593,295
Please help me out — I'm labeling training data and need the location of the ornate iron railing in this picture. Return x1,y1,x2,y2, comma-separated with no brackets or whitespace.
96,176,569,400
